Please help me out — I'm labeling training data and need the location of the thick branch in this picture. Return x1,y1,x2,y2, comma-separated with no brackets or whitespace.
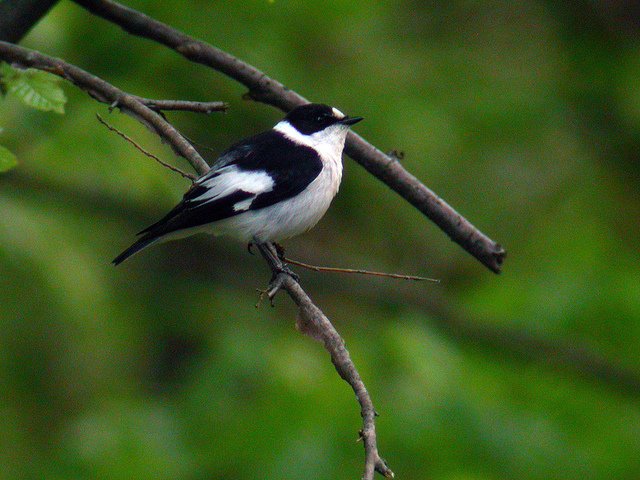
71,0,506,274
0,0,60,43
0,41,210,175
133,97,228,114
256,244,394,479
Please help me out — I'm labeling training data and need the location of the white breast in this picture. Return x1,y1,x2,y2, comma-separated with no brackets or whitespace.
212,122,348,242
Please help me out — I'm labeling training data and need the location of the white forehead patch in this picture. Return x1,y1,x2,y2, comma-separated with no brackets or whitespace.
332,107,345,119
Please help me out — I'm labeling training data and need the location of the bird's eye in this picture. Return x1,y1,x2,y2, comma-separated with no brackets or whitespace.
316,116,324,122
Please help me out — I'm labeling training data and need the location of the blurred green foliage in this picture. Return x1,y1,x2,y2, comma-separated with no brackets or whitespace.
2,1,640,479
0,144,18,172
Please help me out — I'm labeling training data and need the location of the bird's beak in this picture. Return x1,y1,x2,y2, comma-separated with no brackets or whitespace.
339,116,363,126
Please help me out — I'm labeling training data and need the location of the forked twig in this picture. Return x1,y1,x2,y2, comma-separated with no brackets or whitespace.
0,41,210,175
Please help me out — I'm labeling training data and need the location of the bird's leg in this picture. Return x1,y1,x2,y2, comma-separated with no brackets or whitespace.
274,242,286,261
254,241,300,305
247,242,255,255
268,243,299,283
275,264,299,283
264,242,299,283
271,242,299,281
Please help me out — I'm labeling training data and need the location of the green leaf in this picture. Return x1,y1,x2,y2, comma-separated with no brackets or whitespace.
0,145,17,173
3,65,67,114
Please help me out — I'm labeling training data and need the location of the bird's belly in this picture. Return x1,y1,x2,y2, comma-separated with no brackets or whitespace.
213,163,341,242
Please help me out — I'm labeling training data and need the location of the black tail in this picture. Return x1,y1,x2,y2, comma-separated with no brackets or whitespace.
112,234,159,265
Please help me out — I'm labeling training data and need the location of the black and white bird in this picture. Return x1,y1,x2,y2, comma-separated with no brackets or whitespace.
113,103,362,265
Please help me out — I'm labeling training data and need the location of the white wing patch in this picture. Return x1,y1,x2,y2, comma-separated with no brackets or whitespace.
233,197,255,212
192,166,274,208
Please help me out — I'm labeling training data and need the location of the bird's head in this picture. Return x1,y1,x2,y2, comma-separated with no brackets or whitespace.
275,103,363,149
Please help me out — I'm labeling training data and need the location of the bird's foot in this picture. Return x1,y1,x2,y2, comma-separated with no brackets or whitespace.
247,242,255,255
253,241,299,308
255,286,276,308
255,270,290,308
255,261,300,308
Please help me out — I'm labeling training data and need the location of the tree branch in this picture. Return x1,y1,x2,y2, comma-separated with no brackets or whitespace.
133,97,228,114
0,41,210,175
256,244,394,479
0,0,60,43
0,38,393,480
71,0,506,274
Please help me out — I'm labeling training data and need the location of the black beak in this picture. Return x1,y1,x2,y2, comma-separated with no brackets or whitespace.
339,116,363,126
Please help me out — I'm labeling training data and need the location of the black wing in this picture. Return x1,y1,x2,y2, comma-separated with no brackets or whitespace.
113,131,322,264
209,130,324,208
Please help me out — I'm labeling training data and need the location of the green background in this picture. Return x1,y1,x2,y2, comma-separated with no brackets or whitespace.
2,1,640,479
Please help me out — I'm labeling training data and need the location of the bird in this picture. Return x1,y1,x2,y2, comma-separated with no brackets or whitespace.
113,103,363,265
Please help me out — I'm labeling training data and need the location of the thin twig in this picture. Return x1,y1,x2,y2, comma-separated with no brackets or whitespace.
283,256,439,283
72,0,506,274
179,132,218,153
96,113,196,181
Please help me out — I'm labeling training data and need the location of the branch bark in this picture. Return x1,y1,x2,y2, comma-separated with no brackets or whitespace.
0,0,60,43
133,97,228,114
71,0,506,274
